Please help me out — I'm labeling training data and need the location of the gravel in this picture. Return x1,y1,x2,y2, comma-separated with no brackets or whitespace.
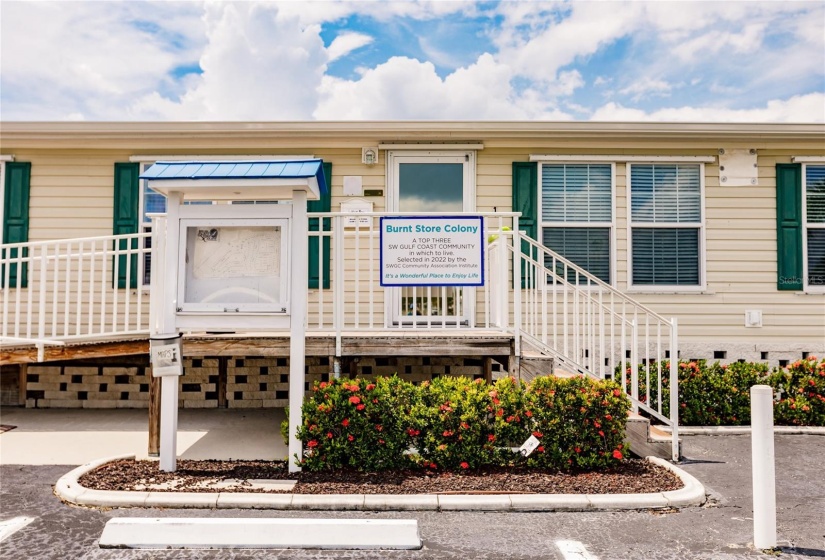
78,459,683,495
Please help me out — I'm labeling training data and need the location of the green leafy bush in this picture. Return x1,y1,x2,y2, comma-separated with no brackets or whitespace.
773,357,825,426
295,375,419,471
524,376,630,470
616,357,825,426
414,376,496,470
295,374,631,472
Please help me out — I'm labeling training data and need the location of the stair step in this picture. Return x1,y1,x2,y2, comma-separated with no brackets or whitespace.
626,412,680,460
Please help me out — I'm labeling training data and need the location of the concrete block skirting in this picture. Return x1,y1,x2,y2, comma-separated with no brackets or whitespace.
56,455,706,511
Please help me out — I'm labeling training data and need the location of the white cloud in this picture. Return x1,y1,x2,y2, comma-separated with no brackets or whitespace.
130,3,328,120
0,1,204,120
619,78,673,102
590,92,825,123
327,32,373,62
315,53,571,120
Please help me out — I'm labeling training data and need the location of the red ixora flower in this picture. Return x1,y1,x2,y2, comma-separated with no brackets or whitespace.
407,428,420,436
613,449,623,460
356,404,365,411
613,389,622,398
488,434,496,442
460,462,470,469
347,434,354,442
341,418,350,427
366,383,376,391
307,440,318,448
349,396,361,405
443,430,454,437
532,431,543,438
326,432,333,439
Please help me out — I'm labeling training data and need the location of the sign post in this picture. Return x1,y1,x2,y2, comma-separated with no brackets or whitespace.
150,333,183,472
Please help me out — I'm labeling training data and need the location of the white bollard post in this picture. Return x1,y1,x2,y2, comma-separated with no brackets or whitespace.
750,385,777,550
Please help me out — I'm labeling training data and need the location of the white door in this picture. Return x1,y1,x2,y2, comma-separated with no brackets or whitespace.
387,151,476,326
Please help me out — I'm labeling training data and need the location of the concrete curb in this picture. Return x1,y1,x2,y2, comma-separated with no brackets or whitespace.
55,456,706,512
661,426,825,435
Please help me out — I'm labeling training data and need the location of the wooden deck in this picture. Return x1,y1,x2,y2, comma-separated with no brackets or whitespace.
1,330,515,365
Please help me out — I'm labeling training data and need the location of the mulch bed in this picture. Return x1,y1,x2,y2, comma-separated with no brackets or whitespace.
79,458,683,495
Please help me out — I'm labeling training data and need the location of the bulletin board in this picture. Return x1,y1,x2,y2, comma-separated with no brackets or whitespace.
178,219,288,313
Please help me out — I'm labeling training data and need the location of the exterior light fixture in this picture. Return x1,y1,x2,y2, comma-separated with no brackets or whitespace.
362,147,378,166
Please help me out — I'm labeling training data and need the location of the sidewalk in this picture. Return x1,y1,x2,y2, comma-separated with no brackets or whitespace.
0,408,287,465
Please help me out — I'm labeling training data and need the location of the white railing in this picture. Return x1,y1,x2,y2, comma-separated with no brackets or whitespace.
306,212,520,351
513,232,679,460
1,232,152,355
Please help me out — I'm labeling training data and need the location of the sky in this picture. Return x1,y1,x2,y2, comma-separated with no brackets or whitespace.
1,0,824,122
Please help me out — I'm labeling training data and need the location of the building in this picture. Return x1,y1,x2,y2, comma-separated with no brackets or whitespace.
1,122,823,423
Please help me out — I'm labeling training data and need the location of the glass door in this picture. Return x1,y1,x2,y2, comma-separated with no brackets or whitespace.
387,151,475,326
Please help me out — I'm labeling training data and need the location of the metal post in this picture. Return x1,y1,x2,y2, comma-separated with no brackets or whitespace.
751,385,777,550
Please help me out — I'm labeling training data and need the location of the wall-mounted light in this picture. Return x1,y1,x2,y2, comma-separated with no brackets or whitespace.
362,147,378,166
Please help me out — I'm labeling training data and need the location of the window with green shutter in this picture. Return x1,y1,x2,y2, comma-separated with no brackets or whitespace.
308,161,331,289
113,163,140,289
776,163,803,290
2,162,31,288
541,163,613,284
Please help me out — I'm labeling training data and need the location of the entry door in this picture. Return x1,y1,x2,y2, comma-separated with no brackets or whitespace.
387,151,476,326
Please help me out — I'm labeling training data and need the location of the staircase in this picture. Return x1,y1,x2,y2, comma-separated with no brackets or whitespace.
510,229,681,461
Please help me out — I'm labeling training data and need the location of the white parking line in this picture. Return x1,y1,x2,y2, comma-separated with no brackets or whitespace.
556,540,599,560
0,517,35,543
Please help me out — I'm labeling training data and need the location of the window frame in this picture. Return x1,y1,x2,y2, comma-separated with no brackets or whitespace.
538,161,616,287
626,162,707,293
802,163,825,293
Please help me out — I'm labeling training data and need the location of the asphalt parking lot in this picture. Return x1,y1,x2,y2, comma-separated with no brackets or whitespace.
0,412,823,559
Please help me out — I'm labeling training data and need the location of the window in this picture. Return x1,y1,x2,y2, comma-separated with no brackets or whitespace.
540,163,613,284
804,165,825,289
629,163,704,288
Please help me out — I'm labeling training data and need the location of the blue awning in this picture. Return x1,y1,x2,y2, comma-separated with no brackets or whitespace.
140,159,328,195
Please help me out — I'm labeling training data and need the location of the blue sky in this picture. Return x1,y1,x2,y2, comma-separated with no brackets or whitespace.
1,1,823,122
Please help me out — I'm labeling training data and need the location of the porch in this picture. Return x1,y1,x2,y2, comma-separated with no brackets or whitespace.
1,211,680,459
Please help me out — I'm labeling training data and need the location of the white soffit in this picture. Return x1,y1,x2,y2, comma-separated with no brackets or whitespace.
378,143,484,150
0,155,15,162
529,155,716,162
129,155,313,162
792,156,825,163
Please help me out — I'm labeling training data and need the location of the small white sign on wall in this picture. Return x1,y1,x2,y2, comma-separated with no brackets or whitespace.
341,198,373,227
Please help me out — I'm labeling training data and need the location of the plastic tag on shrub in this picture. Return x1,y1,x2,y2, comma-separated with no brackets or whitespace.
519,435,540,457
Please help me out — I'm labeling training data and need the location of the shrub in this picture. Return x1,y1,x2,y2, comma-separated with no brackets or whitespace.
524,376,630,470
616,357,825,427
295,375,419,471
295,373,632,472
773,356,825,426
414,376,496,470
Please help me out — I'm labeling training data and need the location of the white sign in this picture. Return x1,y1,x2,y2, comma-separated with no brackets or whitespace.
340,199,373,227
151,339,183,377
380,216,484,287
519,434,541,457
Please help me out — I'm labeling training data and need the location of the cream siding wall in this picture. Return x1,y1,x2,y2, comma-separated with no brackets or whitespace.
2,130,823,354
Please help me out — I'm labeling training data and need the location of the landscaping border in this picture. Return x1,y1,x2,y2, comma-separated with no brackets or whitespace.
55,454,706,512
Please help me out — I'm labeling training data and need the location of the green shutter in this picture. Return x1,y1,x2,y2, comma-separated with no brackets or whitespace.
2,162,31,288
513,162,538,288
776,163,803,291
113,163,140,289
308,162,331,289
